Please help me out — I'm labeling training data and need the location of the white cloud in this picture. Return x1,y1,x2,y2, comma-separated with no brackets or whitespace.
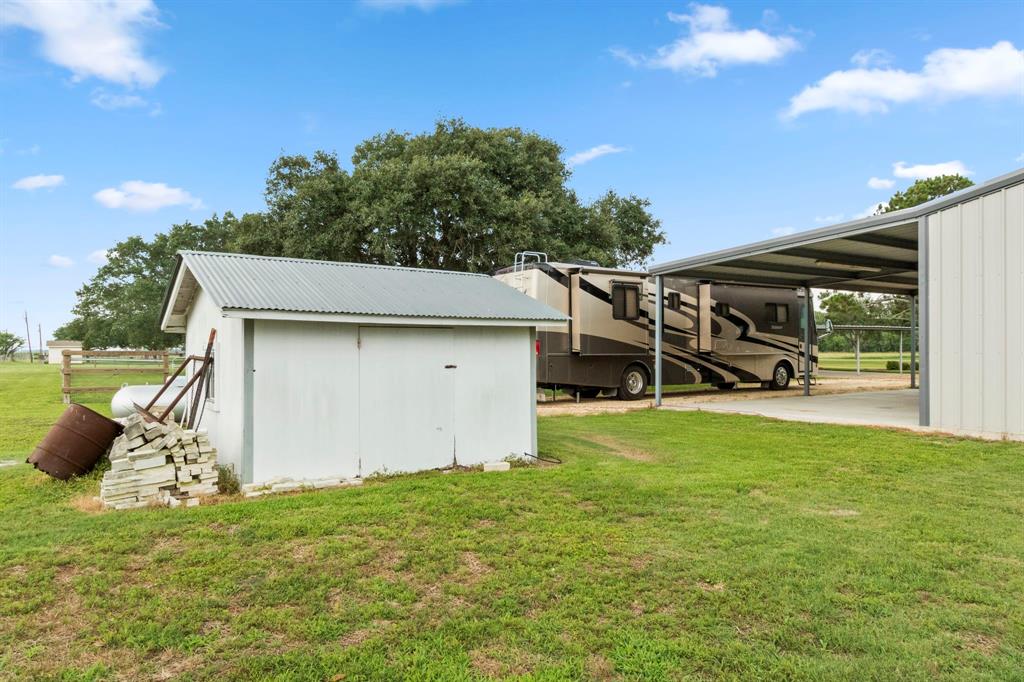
48,254,73,268
90,89,147,110
12,174,64,190
785,41,1024,118
359,0,458,9
1,0,164,87
1015,152,1024,163
814,214,844,224
567,144,627,167
867,177,895,189
892,160,972,179
94,180,202,212
771,226,796,237
88,249,110,265
612,3,799,77
850,48,893,68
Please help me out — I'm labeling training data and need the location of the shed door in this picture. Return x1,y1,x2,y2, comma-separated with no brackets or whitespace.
358,327,454,476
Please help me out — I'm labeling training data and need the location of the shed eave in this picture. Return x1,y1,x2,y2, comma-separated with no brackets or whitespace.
219,308,567,327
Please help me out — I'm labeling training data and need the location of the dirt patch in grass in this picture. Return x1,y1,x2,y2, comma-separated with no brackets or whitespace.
363,546,410,582
806,507,861,518
339,619,391,647
459,551,490,585
151,650,204,681
582,434,655,462
69,494,105,514
469,646,535,678
697,581,725,592
960,632,1000,656
585,653,616,680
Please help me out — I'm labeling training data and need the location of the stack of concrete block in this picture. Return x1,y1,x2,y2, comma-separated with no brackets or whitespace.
241,476,362,498
100,414,219,510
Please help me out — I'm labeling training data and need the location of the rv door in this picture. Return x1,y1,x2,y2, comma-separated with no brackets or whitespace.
698,283,712,352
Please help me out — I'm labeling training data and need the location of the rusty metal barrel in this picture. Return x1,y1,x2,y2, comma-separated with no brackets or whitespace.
27,404,123,480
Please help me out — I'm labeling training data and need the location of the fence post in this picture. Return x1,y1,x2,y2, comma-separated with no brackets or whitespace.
62,350,71,404
162,351,170,382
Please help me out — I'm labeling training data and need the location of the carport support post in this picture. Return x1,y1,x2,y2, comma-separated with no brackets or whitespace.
909,295,917,389
654,275,664,406
855,332,861,374
803,286,811,396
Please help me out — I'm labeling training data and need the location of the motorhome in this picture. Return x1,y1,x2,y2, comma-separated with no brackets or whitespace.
494,253,817,400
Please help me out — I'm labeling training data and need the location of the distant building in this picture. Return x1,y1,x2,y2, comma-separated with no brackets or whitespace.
46,340,83,364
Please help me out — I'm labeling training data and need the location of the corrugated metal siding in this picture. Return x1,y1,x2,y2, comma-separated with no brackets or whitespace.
927,181,1024,438
179,251,566,322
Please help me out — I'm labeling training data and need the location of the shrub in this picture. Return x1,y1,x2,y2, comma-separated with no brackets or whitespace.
886,360,919,371
217,465,241,495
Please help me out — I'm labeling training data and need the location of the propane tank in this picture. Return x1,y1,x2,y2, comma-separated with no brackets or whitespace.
111,377,188,420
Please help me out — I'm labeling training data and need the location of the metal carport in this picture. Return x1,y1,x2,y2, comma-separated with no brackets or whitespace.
649,168,1024,437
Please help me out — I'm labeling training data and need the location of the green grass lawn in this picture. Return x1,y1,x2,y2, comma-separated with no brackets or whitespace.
1,363,1022,680
820,351,918,373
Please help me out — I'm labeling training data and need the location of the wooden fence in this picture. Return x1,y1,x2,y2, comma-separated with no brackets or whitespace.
61,350,171,403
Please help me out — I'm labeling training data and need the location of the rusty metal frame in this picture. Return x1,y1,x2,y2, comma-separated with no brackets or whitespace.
134,329,217,424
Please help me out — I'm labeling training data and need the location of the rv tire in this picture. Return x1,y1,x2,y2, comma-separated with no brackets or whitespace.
618,365,648,401
716,382,736,391
770,362,792,390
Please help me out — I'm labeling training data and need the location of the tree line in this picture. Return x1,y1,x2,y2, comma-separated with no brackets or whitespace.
55,119,665,349
49,115,973,352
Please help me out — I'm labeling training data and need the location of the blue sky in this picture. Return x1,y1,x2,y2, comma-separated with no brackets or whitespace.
2,0,1023,342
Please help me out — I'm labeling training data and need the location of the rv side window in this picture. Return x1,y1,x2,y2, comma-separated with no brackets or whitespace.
768,303,789,324
715,302,731,317
667,292,681,310
612,284,640,321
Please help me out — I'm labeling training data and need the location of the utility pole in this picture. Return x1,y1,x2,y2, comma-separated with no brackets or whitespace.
38,324,43,364
24,311,33,363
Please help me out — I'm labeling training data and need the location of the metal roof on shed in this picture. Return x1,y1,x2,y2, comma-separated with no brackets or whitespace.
161,251,567,330
651,168,1024,294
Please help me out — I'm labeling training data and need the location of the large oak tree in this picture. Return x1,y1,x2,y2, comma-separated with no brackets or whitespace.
58,119,664,348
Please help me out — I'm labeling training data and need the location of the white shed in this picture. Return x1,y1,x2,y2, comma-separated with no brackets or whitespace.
46,339,83,364
159,251,566,484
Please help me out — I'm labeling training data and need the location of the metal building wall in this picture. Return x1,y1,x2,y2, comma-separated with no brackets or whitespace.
927,180,1024,439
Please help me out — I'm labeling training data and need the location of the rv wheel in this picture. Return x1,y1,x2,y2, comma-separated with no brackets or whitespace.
770,362,791,390
716,382,736,391
618,365,648,401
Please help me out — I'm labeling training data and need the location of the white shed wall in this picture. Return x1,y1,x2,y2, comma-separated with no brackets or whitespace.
185,288,245,472
47,345,82,364
451,326,534,464
251,320,361,482
927,180,1023,439
248,322,535,484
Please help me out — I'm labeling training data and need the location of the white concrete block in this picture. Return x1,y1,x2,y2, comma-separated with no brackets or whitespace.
482,461,511,472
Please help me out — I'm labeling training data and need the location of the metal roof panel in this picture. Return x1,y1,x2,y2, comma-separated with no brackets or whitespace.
170,251,567,323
